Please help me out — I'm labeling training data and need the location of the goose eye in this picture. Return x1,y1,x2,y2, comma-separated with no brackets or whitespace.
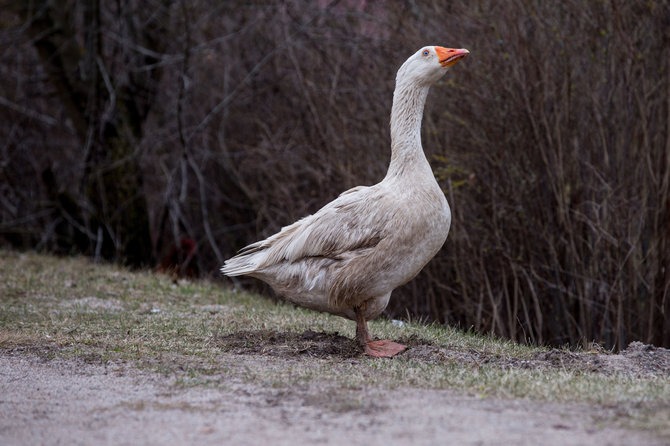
422,50,429,56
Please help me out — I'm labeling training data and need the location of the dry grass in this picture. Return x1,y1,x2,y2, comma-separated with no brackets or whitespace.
1,249,669,435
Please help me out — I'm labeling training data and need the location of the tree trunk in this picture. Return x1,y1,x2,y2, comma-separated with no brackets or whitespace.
14,0,165,267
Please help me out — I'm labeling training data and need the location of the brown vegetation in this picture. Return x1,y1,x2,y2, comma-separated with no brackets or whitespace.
1,1,668,348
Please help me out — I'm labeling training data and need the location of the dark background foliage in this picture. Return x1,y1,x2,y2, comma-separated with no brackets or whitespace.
1,0,669,348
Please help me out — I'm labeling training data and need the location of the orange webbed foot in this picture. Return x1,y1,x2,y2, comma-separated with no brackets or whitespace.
364,339,407,358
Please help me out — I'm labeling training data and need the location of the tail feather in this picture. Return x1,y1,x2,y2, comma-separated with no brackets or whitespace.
220,262,254,276
221,218,305,277
221,248,264,276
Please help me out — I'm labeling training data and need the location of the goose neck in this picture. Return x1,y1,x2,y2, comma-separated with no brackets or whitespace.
387,81,431,178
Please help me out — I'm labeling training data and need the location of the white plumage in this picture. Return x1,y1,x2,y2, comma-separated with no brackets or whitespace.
222,45,469,357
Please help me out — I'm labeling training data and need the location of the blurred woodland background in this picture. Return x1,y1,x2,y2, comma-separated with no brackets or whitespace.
1,0,669,349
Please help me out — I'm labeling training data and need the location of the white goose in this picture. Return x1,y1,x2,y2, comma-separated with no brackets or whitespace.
222,46,469,357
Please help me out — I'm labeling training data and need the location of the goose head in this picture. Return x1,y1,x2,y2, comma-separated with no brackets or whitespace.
396,46,469,87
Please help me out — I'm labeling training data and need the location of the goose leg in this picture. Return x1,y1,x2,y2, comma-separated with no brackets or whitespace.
354,303,406,358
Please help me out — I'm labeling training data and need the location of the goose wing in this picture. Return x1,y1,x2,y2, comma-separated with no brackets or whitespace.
221,184,399,276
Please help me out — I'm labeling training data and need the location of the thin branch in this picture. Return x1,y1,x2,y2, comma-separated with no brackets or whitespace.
0,95,58,126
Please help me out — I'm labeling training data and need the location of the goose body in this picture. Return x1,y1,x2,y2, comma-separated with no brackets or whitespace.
222,45,469,357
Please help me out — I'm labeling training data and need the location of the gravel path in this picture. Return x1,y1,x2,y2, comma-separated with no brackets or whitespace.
0,353,664,446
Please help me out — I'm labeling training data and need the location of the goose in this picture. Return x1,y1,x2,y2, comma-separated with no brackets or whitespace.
222,45,469,357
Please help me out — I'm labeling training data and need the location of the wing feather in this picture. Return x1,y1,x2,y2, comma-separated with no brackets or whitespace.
221,185,394,278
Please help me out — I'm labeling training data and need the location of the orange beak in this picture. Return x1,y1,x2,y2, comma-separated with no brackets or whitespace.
435,47,469,67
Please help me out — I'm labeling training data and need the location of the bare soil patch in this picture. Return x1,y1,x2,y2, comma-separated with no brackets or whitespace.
407,339,670,376
218,329,670,378
217,329,361,358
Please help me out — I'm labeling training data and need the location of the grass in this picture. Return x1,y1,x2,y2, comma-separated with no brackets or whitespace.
1,249,669,434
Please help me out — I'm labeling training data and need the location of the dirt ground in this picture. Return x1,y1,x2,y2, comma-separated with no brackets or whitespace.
1,335,668,446
220,329,670,377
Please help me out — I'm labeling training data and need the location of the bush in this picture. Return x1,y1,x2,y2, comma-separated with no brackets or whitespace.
1,0,668,348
